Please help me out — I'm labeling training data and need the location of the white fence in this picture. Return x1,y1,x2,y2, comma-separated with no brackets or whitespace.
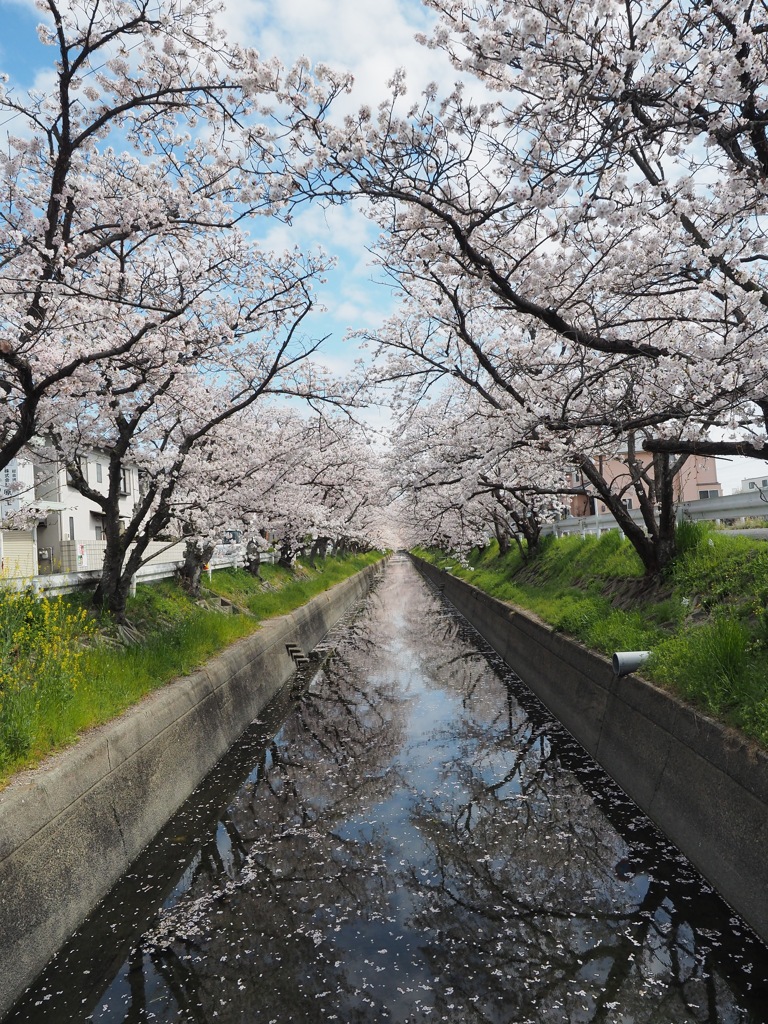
41,538,188,574
5,542,277,597
542,489,768,539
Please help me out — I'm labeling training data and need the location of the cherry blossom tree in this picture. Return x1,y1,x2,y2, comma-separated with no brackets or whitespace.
234,412,391,567
423,0,768,557
416,0,768,462
387,387,575,556
282,0,768,570
54,230,335,619
89,404,390,607
364,279,694,573
0,0,349,471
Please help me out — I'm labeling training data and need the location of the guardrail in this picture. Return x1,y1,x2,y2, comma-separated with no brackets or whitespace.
542,489,768,539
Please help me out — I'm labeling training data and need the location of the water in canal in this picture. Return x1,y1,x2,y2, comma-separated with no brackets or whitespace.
6,555,768,1023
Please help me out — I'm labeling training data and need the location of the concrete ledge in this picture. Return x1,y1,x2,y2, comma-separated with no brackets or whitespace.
0,562,380,1016
413,556,768,944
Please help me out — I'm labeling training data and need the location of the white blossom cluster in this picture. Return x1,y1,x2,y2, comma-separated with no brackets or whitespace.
283,0,768,572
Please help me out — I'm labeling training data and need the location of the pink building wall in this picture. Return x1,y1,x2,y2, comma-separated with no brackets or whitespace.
569,454,721,516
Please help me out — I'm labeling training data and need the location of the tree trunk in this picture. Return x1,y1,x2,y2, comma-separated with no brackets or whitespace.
244,540,263,578
93,542,133,622
520,516,541,559
653,452,681,571
574,451,681,576
492,511,511,555
177,539,216,598
278,539,294,568
92,503,133,622
309,536,331,563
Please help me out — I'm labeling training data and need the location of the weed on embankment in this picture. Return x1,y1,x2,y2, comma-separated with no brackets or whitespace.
415,527,768,748
0,552,384,785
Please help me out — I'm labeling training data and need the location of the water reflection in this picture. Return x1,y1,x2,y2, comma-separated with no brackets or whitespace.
6,555,767,1022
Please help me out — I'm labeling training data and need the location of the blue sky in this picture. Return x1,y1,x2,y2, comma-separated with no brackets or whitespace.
0,0,764,490
0,1,45,81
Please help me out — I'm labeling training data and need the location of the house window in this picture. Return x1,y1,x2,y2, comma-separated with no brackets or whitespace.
91,511,105,541
749,481,757,489
119,468,131,495
699,489,720,499
68,516,75,541
621,498,633,510
96,463,103,483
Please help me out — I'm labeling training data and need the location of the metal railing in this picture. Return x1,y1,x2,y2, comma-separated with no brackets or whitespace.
541,488,768,539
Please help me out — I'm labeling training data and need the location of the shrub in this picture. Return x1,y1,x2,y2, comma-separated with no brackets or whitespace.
675,518,710,557
0,587,93,765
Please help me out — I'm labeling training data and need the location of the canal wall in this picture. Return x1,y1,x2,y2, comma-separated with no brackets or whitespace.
412,556,768,946
0,562,381,1017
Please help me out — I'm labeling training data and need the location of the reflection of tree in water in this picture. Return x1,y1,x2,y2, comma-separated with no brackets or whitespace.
8,560,765,1024
136,605,409,1023
401,612,762,1024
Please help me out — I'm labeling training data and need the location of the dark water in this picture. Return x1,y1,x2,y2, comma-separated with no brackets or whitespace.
6,555,768,1023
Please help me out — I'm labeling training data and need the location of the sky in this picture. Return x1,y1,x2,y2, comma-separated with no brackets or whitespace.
0,0,765,493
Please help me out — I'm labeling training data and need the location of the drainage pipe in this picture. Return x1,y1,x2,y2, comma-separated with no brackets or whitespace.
611,651,650,676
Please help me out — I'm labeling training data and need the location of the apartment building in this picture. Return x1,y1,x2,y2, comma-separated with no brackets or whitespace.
0,457,36,522
569,453,721,516
740,474,768,494
0,457,45,577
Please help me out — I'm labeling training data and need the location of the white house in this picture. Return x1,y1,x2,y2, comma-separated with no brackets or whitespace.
33,449,139,573
0,458,42,579
0,457,36,522
740,474,768,494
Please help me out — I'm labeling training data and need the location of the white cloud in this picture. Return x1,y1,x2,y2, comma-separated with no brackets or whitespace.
252,201,395,354
254,201,374,260
218,0,454,110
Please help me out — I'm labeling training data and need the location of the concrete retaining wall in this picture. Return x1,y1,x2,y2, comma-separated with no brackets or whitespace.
0,563,380,1016
413,556,768,945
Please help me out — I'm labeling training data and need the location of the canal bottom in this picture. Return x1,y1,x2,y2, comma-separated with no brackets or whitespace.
5,554,768,1023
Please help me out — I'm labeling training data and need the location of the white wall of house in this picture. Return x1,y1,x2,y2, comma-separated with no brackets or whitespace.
0,458,36,521
740,475,768,493
34,451,139,572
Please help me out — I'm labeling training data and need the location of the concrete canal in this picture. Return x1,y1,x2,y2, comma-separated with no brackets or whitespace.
5,554,768,1022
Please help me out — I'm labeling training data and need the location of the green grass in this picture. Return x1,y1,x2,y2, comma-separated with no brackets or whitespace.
207,551,383,617
415,526,768,747
0,552,384,785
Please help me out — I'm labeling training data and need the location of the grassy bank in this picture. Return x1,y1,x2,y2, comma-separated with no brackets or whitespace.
415,526,768,748
0,551,383,784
